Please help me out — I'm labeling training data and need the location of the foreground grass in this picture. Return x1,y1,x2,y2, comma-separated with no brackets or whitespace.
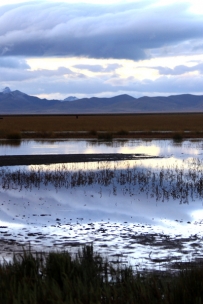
1,245,203,303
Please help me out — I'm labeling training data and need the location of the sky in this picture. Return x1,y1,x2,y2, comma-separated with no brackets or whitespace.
0,0,203,100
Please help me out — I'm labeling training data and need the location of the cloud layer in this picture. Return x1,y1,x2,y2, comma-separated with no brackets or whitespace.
0,1,203,99
1,60,203,98
0,1,203,60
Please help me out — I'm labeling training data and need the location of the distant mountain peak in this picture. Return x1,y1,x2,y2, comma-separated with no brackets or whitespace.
2,87,12,94
13,90,27,96
63,96,78,102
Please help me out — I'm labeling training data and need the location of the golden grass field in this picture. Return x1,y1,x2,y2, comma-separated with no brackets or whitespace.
0,113,203,138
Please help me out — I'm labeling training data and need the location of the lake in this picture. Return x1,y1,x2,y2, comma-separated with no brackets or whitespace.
0,138,203,271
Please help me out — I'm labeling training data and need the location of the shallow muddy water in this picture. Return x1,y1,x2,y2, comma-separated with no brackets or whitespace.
1,139,203,271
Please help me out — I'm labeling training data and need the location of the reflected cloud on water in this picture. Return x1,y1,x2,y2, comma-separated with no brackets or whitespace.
0,138,203,158
0,139,203,270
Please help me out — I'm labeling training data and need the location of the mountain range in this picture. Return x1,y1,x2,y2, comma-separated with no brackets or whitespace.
0,88,203,114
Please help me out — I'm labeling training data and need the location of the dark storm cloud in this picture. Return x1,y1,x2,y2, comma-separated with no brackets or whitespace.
0,1,202,60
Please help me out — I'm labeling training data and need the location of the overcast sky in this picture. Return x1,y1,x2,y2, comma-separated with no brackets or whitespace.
0,0,203,100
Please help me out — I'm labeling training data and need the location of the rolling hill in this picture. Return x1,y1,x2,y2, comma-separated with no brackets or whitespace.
0,89,203,114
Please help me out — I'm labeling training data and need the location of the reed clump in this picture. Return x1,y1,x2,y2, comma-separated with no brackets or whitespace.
6,132,22,140
89,129,97,136
98,132,113,140
1,245,203,303
117,129,129,136
32,131,55,138
173,132,183,142
1,158,203,204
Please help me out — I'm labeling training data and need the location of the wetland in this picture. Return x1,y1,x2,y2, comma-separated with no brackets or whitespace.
1,138,203,271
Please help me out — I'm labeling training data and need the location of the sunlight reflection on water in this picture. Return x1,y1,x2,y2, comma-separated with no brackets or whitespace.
0,138,202,157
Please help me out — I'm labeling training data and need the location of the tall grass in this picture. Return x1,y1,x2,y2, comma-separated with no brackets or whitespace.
1,245,203,303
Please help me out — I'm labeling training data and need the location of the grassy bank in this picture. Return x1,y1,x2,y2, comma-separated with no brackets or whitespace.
1,245,203,303
0,113,203,139
0,114,203,139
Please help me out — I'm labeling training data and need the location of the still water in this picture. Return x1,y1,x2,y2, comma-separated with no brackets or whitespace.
0,138,203,271
0,138,203,158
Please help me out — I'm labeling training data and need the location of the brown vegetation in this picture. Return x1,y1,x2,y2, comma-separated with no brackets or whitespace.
0,113,202,138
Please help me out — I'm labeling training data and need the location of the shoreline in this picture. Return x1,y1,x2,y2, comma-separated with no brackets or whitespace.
2,130,203,140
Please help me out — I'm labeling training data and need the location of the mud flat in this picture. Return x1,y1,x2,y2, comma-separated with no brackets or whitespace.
0,222,202,272
0,153,160,167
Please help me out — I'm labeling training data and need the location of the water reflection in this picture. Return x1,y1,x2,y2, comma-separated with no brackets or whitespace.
0,158,202,267
0,139,203,270
0,139,203,159
1,158,203,205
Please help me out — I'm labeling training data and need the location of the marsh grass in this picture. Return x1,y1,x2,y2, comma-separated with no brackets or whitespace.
97,132,113,140
1,158,203,204
173,132,183,142
0,114,203,138
6,132,22,140
1,245,203,303
89,129,97,136
117,129,129,135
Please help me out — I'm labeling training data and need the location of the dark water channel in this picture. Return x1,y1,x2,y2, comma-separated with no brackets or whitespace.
1,139,203,271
